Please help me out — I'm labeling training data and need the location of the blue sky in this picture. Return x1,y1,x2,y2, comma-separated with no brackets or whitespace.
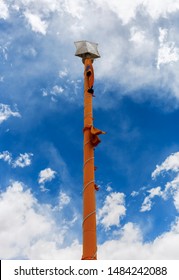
0,0,179,259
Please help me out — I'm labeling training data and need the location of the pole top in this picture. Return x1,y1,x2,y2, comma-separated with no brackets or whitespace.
74,41,100,60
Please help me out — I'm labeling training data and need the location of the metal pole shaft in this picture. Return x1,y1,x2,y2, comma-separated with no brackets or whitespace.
82,58,97,260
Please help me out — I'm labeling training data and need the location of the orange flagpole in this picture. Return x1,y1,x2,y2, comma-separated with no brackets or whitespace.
82,58,97,260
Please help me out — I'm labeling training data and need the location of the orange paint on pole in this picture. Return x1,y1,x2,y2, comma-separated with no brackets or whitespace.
82,58,97,260
74,41,104,260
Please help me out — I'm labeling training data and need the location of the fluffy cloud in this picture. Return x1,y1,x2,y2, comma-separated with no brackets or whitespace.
98,192,126,229
165,174,179,211
24,12,48,35
0,181,179,259
0,0,9,20
95,0,179,23
0,181,80,259
38,168,56,191
0,151,12,164
59,69,68,78
10,0,179,24
152,152,179,179
144,0,179,19
174,189,179,211
26,239,81,260
12,153,33,168
13,0,59,15
0,104,21,124
141,152,179,212
52,85,64,95
58,191,71,210
0,151,33,168
95,0,142,24
0,181,58,259
140,186,163,212
98,218,179,259
1,0,179,109
131,190,139,197
157,28,179,69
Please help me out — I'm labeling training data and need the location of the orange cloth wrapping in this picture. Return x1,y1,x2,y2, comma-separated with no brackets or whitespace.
90,126,106,147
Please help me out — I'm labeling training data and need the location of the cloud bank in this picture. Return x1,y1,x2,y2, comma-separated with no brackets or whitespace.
1,0,179,110
0,180,179,259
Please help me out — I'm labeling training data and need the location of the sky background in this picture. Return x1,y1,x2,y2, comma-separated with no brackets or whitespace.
0,0,179,259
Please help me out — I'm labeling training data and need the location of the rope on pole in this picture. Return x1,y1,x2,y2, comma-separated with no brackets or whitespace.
84,140,91,146
82,210,96,225
83,156,94,167
83,180,95,192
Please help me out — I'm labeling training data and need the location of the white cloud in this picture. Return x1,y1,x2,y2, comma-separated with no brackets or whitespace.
42,90,48,97
0,181,179,259
140,186,163,212
0,181,55,258
51,85,64,95
38,168,56,185
42,85,65,101
0,151,12,164
143,175,179,213
98,218,179,259
0,181,79,259
165,173,179,193
12,153,33,168
152,152,179,179
164,174,179,212
24,12,48,35
39,185,49,192
130,27,146,44
26,239,81,260
59,69,68,78
157,28,179,69
106,185,112,192
62,0,85,20
0,151,33,168
174,189,179,211
141,152,179,212
98,192,126,229
2,0,179,108
140,196,152,212
16,0,60,15
143,0,179,19
94,0,179,24
18,0,60,36
95,0,142,24
131,190,139,197
0,0,9,19
59,191,71,210
9,0,179,26
0,104,21,124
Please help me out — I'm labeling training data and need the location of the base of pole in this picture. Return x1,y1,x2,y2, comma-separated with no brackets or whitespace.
81,256,97,260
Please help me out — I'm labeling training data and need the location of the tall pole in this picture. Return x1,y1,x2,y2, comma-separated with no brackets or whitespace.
74,41,104,260
82,58,97,260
